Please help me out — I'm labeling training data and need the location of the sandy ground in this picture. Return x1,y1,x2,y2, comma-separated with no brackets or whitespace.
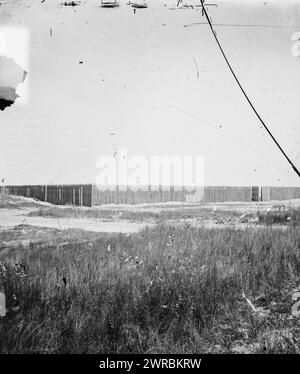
0,208,154,232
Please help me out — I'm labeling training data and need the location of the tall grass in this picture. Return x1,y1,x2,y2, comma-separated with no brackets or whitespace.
1,225,300,353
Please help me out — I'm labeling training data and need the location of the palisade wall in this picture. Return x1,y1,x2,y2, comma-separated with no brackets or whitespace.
91,185,253,205
2,184,300,206
3,184,93,206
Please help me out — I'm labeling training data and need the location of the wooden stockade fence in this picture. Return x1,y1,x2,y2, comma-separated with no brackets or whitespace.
261,186,300,202
92,185,195,205
91,185,253,205
2,184,92,206
1,184,300,207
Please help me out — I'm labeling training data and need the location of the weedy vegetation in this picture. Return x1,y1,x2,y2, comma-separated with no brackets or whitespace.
1,223,300,353
258,208,300,227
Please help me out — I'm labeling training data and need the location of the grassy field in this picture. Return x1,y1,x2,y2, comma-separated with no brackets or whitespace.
1,223,300,353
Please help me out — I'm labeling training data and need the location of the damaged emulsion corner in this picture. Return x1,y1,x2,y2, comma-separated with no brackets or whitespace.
0,55,28,111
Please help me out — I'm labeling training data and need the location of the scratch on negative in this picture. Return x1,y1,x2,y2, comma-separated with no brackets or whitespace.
193,56,199,80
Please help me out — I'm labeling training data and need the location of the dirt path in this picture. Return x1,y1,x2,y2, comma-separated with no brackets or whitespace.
0,209,154,233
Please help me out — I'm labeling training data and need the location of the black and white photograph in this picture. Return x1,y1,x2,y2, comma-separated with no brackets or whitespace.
0,0,300,362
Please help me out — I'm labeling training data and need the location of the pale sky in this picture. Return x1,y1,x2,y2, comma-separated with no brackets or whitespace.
0,0,300,186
